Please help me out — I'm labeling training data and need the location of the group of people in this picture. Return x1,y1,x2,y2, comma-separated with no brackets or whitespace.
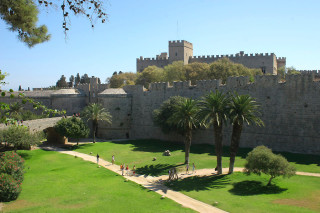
73,113,80,117
185,163,196,174
120,164,136,176
96,154,136,176
96,153,197,180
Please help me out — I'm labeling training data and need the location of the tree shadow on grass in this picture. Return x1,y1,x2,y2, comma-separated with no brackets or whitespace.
166,174,230,192
110,139,183,153
72,139,320,167
229,180,287,196
67,143,96,151
136,163,182,176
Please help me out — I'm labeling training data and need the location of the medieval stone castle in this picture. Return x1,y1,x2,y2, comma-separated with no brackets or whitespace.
1,41,320,155
137,40,287,75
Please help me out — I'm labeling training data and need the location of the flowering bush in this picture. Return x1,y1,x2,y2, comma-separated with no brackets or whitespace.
0,173,22,201
0,151,24,184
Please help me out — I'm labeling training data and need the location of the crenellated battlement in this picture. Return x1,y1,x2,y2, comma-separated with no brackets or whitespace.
137,57,168,62
169,40,193,46
297,70,320,74
144,74,316,92
277,57,286,60
190,52,275,60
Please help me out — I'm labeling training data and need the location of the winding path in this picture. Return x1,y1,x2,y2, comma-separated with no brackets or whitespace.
41,146,227,213
40,147,320,213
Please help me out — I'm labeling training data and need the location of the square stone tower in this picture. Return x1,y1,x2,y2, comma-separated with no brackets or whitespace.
168,40,193,65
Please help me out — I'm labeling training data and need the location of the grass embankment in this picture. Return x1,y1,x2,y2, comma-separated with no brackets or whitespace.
166,173,320,213
73,139,320,176
2,149,193,213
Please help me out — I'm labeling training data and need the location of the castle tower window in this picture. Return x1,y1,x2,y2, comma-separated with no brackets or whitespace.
175,52,178,56
261,66,266,74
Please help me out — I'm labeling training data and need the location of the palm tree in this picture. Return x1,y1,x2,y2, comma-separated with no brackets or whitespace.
169,98,203,164
198,90,229,174
82,103,112,143
228,93,264,174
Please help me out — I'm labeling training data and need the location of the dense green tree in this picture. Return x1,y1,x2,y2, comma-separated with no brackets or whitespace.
107,72,137,88
168,98,203,164
56,75,68,88
80,74,90,84
69,75,75,87
244,146,296,186
153,96,185,134
287,66,300,75
228,93,264,174
135,66,164,88
54,117,89,145
82,103,112,143
208,58,261,83
278,66,300,81
184,62,210,84
0,0,50,47
75,73,81,86
132,59,262,88
163,61,186,83
198,91,229,174
277,66,286,80
0,0,108,47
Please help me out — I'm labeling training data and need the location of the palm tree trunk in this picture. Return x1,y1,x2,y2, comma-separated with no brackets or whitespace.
184,129,192,164
213,121,223,174
229,122,243,174
93,120,97,143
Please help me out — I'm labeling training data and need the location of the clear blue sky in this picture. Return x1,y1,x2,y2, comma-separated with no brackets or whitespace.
1,0,319,91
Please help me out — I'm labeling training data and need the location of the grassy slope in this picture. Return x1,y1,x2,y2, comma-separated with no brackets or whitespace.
73,140,320,176
3,149,193,213
166,173,320,213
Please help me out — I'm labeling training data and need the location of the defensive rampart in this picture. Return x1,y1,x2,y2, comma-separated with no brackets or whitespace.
189,53,277,74
118,74,320,155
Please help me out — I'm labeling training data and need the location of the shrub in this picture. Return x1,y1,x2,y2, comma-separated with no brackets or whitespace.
0,173,22,202
244,146,296,186
54,117,89,145
0,126,42,150
0,151,25,184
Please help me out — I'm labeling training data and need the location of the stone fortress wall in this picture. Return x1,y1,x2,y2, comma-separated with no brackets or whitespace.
2,73,320,155
137,40,286,75
115,72,320,155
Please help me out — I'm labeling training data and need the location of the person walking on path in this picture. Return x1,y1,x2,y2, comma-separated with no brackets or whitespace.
126,165,129,176
96,154,99,164
192,163,196,174
132,165,136,176
186,163,190,174
112,155,115,165
121,164,124,176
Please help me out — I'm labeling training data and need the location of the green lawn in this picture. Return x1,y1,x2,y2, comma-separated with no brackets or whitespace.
166,172,320,213
73,139,320,176
2,149,194,213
